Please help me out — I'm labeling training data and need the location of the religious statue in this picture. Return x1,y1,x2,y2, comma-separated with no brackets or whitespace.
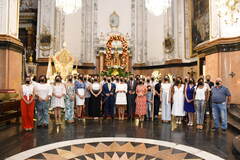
113,47,120,66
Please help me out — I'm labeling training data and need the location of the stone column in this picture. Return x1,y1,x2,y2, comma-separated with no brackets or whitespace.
0,0,24,93
132,0,147,65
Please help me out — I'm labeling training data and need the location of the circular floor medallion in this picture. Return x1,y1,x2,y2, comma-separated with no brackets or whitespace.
6,137,225,160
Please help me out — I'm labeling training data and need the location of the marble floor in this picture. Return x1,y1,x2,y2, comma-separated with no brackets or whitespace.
0,118,239,160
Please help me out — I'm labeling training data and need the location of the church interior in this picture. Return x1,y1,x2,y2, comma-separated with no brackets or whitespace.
0,0,240,160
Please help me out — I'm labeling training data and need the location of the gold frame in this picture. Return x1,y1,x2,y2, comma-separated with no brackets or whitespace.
26,63,37,76
186,0,210,58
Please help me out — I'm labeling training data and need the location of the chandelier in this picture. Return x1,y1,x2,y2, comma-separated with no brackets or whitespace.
56,0,82,15
145,0,172,16
216,0,240,24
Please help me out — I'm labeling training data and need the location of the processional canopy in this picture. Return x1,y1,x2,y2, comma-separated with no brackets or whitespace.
52,48,74,79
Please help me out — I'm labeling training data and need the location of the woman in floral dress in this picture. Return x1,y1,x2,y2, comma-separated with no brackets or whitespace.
65,75,75,123
135,79,147,121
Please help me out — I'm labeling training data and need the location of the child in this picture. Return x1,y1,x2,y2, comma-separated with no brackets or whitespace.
146,85,153,120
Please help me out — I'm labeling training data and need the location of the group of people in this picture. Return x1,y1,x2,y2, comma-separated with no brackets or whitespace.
20,73,231,133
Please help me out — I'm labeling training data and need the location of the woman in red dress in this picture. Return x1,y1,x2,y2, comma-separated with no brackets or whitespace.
135,79,147,121
20,76,35,131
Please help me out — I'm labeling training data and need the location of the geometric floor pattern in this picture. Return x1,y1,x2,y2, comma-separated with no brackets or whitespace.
27,141,203,160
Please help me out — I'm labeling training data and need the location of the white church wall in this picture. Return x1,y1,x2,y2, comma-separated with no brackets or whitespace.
146,13,165,65
64,9,82,60
97,0,131,36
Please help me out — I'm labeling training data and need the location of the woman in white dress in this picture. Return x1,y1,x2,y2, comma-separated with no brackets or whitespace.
171,78,185,124
115,78,128,120
51,75,66,125
160,76,172,122
75,76,86,119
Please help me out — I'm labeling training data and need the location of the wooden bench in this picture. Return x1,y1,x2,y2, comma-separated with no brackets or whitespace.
0,100,21,124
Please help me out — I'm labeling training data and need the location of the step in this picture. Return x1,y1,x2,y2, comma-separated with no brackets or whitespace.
230,104,240,112
232,135,240,159
228,115,240,132
228,106,240,122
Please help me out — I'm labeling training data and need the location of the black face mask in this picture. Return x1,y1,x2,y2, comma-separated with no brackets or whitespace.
176,80,181,84
107,79,111,83
26,80,30,84
198,82,203,86
207,79,210,82
216,82,220,86
130,77,133,81
103,78,106,81
151,78,154,81
120,79,123,82
184,79,188,83
189,80,193,84
147,80,150,83
94,79,98,82
116,78,119,81
173,78,176,82
56,79,61,82
164,78,168,81
139,81,143,85
40,79,45,83
69,78,73,82
83,78,87,81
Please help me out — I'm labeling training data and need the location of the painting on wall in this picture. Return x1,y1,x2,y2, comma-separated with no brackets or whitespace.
191,0,210,55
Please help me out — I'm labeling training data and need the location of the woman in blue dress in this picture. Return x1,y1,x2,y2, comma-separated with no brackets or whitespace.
184,78,195,126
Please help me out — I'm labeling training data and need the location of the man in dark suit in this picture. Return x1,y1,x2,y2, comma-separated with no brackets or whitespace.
127,75,137,120
102,77,116,119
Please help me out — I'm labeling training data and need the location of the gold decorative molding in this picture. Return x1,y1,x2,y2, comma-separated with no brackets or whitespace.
194,36,240,53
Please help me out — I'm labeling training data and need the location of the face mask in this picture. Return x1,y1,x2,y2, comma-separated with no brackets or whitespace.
120,79,123,82
184,79,188,83
103,78,106,81
56,78,61,82
40,78,45,83
83,78,87,81
94,79,98,82
207,79,210,82
147,80,150,83
164,78,168,81
107,79,111,83
26,80,30,84
198,82,203,86
189,80,193,84
151,78,154,81
130,77,133,80
69,78,73,82
139,81,143,85
216,82,220,86
116,78,119,81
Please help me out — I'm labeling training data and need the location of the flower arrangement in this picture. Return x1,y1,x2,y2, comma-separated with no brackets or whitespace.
151,71,162,80
101,66,131,77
